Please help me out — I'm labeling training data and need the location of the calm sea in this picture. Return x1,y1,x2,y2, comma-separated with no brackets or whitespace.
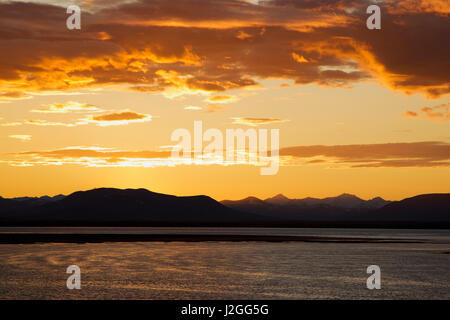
0,228,449,299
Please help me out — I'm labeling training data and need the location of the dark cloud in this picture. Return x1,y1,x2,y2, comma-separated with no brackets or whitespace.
0,0,448,98
280,141,450,167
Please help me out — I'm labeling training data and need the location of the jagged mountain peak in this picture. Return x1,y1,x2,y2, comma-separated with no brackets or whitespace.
335,193,362,200
265,193,290,203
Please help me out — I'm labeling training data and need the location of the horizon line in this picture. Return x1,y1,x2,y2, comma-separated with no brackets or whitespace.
2,186,449,202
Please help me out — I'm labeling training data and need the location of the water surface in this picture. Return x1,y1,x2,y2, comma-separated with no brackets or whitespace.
0,228,448,299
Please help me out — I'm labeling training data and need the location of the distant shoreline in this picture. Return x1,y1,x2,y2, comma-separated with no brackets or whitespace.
1,221,449,229
0,233,434,244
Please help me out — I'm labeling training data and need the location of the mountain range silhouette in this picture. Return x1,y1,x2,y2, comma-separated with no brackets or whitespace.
0,188,449,227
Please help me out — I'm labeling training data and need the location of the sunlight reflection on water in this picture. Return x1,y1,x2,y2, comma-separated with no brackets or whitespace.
0,229,449,299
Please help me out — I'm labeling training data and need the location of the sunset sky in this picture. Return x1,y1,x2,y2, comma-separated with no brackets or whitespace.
0,0,449,200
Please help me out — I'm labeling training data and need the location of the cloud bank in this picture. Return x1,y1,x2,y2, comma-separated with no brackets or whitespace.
0,0,448,101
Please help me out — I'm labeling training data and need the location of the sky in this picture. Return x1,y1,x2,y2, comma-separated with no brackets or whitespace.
0,0,449,200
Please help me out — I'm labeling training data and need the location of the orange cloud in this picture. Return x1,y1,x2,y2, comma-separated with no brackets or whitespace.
403,111,418,118
3,147,171,167
206,95,239,104
387,0,450,15
292,53,308,64
31,102,102,113
5,141,449,169
232,117,289,126
88,111,152,126
19,147,170,160
25,120,83,127
0,91,32,101
236,30,252,40
279,141,450,168
203,104,225,113
0,0,447,99
10,109,152,127
403,103,450,122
